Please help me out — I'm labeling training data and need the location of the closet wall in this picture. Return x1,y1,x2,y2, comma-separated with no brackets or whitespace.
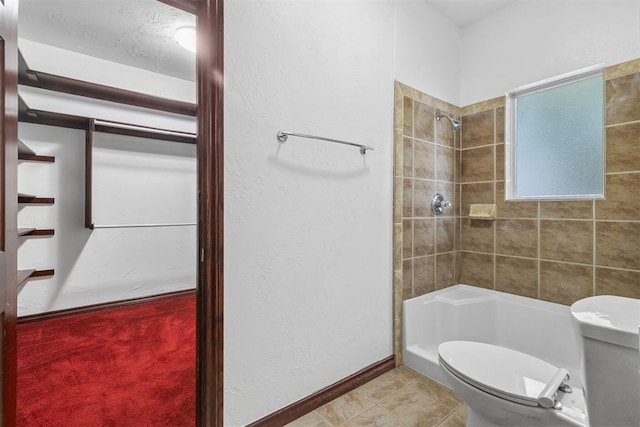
17,40,197,316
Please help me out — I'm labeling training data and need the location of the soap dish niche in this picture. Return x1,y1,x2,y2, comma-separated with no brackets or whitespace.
469,204,497,220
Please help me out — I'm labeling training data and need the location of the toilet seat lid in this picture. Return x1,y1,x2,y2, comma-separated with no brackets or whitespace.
438,341,562,407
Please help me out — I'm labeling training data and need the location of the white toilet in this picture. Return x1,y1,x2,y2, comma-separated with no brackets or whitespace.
437,295,640,427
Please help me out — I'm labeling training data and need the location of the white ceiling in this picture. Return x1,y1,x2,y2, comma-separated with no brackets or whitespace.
423,0,518,27
18,0,196,82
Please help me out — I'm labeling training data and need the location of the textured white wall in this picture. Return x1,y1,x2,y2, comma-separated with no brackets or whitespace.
17,43,197,315
460,0,640,105
224,0,460,424
17,124,197,315
394,1,462,105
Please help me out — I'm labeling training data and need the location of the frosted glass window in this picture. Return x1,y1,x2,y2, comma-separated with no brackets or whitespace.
505,66,604,200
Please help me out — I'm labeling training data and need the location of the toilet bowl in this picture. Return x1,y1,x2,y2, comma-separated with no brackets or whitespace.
437,295,640,427
438,341,586,427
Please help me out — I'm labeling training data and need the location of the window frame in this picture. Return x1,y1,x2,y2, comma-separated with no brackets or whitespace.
504,64,606,201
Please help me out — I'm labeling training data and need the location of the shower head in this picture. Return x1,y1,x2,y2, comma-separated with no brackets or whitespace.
436,112,462,131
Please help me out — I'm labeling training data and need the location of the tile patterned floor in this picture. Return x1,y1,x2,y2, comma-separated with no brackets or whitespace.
286,365,467,427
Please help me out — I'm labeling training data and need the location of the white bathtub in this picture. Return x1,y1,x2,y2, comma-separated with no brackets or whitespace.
403,284,582,389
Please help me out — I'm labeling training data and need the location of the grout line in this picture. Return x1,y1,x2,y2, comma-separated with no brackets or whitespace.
595,265,640,273
605,170,640,175
460,180,495,185
592,200,596,296
605,119,640,128
411,99,415,299
537,200,541,299
493,108,498,290
460,142,495,151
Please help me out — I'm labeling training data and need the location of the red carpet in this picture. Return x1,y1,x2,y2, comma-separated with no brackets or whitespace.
17,294,196,426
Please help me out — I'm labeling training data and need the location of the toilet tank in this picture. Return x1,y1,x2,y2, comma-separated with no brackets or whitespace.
570,296,640,427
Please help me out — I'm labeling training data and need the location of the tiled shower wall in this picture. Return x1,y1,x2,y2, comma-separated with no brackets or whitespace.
459,58,640,306
392,82,461,364
393,58,640,363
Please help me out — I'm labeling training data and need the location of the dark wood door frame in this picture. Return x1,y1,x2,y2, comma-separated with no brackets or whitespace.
194,0,224,425
2,0,20,424
3,0,224,425
160,0,224,425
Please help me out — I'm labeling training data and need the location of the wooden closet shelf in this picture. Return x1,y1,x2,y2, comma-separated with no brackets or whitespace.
18,228,54,237
19,153,55,163
17,268,55,292
18,193,54,204
18,139,55,162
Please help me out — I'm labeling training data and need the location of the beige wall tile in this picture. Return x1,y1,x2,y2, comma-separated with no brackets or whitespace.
540,200,594,219
461,109,494,148
454,250,461,283
414,140,436,179
496,219,538,258
605,58,640,80
495,144,504,181
394,316,402,366
394,270,403,317
540,220,593,264
413,180,435,217
461,146,494,183
403,137,413,177
414,219,435,257
454,148,461,183
403,96,413,137
461,182,494,218
461,97,505,115
394,84,403,131
394,223,403,271
496,107,505,143
605,72,640,125
606,122,640,173
436,218,455,253
595,268,640,299
459,251,494,289
596,173,640,220
402,219,412,260
414,256,436,296
540,261,593,305
436,145,455,182
414,101,435,142
402,259,413,300
403,179,413,218
496,182,537,218
394,129,403,177
596,221,640,270
496,256,538,298
436,253,455,289
461,219,494,253
393,177,402,224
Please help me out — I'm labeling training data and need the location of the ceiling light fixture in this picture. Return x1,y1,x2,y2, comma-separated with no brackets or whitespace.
174,26,196,53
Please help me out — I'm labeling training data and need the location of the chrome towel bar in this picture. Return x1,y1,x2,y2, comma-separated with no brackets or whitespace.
92,223,196,229
277,130,374,155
